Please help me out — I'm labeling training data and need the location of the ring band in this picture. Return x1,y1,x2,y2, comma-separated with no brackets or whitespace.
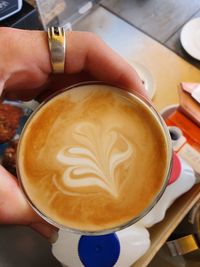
47,27,66,73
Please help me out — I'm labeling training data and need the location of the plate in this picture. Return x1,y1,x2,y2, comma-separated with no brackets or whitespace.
128,61,156,99
180,17,200,60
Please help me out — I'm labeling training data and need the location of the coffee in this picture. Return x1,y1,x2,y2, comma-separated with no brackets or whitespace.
18,84,170,232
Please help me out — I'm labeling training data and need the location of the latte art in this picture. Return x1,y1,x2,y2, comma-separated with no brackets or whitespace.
18,84,169,232
53,122,133,197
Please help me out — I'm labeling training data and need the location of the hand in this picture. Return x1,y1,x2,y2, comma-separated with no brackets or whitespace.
0,28,146,239
0,28,146,100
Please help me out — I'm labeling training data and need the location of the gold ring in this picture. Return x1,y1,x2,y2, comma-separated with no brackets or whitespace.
47,27,66,73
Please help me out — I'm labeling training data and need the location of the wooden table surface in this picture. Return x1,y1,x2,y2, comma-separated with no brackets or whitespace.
74,6,200,266
101,0,200,69
75,6,200,111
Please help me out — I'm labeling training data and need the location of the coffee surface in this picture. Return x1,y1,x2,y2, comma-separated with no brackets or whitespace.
18,84,169,231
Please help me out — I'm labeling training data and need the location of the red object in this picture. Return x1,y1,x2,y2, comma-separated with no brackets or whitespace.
165,110,200,152
168,153,182,185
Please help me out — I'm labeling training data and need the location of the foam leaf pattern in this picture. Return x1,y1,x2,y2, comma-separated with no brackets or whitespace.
54,122,133,197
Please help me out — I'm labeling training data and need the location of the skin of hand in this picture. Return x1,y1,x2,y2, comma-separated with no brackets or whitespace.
0,27,146,240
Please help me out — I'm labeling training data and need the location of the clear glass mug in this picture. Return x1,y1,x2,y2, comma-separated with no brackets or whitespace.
16,82,173,235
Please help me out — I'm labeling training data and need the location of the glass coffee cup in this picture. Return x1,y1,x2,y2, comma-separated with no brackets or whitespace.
17,82,172,235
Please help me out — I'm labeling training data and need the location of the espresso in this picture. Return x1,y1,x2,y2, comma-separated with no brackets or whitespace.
18,84,169,232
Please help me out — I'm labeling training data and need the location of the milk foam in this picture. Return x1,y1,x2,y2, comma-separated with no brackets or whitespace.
53,122,133,197
19,84,169,231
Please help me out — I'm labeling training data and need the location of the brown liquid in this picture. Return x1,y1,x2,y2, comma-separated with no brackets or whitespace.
18,84,169,231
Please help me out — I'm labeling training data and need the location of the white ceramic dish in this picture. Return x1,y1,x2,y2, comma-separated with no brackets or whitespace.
128,61,156,99
180,17,200,60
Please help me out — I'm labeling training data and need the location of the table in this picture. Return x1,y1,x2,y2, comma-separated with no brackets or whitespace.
0,4,200,267
73,6,200,266
101,0,200,69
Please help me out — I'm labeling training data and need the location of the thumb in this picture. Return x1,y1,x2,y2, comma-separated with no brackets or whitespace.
0,165,57,239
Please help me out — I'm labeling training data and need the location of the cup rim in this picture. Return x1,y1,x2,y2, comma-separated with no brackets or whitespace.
17,81,173,235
